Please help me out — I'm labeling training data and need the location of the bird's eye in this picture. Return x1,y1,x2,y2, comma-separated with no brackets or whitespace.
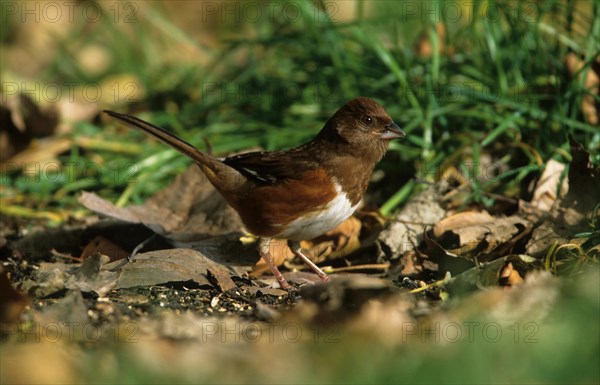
362,115,373,125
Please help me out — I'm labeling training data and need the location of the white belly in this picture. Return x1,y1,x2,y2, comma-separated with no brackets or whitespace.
276,184,358,241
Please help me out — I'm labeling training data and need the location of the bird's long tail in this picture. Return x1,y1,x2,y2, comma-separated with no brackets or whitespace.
104,110,245,192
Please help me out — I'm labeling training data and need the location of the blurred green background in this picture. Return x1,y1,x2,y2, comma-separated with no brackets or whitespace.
1,0,598,221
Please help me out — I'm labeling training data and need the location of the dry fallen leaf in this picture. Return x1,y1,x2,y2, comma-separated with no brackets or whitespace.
5,137,72,168
521,159,567,214
431,210,531,262
207,266,238,292
498,262,524,287
102,248,228,289
80,235,130,262
526,136,600,257
301,215,362,263
251,215,364,279
433,211,495,238
79,166,244,244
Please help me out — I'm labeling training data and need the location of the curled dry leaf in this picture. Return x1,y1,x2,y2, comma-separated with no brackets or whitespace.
431,210,532,262
252,216,362,277
498,262,524,287
301,215,362,263
79,191,179,235
526,136,600,257
520,159,566,215
433,211,495,238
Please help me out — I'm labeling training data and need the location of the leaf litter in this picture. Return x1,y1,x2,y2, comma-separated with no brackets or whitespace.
1,136,598,383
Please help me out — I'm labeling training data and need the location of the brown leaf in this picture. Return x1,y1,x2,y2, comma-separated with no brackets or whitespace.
80,235,130,262
498,262,524,287
21,262,71,298
79,166,244,244
521,159,566,214
390,249,432,277
207,266,238,292
301,216,362,263
252,216,363,278
102,248,227,289
526,136,600,257
4,137,71,168
432,211,531,262
433,211,495,238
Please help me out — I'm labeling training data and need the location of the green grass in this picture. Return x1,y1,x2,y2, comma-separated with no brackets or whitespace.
2,0,598,213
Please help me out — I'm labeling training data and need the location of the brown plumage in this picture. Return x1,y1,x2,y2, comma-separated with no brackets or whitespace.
104,97,405,289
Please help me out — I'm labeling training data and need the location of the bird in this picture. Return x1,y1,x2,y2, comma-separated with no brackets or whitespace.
104,97,405,289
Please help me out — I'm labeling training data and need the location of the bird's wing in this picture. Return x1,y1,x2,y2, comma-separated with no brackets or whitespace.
224,149,317,184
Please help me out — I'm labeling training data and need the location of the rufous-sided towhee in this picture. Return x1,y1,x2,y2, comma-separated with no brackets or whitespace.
104,97,405,289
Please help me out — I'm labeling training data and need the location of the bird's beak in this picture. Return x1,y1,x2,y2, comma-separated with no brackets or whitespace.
380,121,405,140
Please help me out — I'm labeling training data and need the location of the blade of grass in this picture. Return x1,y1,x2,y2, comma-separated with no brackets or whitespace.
380,179,416,216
